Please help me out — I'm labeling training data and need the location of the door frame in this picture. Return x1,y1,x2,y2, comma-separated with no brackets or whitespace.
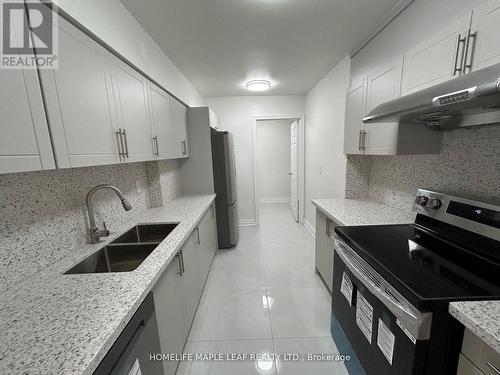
252,114,306,226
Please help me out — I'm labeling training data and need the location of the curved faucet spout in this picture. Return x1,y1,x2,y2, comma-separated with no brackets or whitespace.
86,184,133,244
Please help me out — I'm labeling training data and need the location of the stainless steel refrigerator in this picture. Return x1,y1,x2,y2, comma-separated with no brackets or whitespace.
211,128,239,248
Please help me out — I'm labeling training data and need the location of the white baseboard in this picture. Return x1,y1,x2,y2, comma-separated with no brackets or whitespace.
304,218,316,239
237,219,257,227
258,197,291,204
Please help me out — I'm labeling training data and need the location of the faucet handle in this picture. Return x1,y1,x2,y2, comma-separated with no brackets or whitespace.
102,221,110,237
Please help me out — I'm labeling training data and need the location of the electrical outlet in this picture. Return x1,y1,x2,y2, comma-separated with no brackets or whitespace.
135,180,142,194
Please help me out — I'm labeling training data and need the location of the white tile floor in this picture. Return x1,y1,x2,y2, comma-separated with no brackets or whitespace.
177,203,349,375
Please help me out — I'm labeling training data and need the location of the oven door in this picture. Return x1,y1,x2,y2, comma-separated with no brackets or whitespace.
331,236,433,375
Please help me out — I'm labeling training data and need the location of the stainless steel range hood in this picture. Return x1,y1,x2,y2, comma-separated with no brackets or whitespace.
363,63,500,128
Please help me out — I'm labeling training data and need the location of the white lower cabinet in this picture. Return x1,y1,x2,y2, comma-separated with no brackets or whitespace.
457,328,500,375
198,203,218,284
153,254,186,375
314,210,335,293
179,229,203,331
153,206,217,375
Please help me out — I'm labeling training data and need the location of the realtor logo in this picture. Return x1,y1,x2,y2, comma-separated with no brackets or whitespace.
1,0,58,69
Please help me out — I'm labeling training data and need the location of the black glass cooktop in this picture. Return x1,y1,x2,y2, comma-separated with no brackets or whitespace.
335,224,500,308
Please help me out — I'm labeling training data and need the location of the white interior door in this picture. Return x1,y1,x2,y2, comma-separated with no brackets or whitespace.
290,120,299,222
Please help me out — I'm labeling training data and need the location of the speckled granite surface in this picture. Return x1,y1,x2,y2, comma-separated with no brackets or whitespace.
312,198,415,226
0,194,215,375
449,301,500,354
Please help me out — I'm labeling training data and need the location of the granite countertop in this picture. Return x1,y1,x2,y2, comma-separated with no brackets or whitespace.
449,301,500,354
312,198,415,226
0,194,216,375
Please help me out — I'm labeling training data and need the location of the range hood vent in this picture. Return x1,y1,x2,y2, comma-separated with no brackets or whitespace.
364,63,500,129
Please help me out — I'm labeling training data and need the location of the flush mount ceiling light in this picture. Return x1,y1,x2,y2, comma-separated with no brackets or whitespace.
246,80,271,92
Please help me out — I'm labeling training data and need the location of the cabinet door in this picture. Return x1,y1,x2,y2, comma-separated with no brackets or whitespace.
111,60,154,162
148,83,180,160
468,0,500,72
180,229,202,332
315,210,332,292
0,64,54,174
39,17,120,168
170,98,189,158
153,255,186,375
364,57,403,155
401,14,472,95
344,78,366,155
198,204,217,285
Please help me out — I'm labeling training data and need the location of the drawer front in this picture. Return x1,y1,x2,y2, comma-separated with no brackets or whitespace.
457,354,484,375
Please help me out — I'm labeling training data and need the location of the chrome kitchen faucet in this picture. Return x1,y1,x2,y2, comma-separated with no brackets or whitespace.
86,184,132,244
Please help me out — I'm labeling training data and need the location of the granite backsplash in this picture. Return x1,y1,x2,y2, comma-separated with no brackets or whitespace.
346,124,500,212
0,159,180,292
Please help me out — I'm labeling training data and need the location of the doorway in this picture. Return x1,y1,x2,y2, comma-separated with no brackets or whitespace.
252,114,305,225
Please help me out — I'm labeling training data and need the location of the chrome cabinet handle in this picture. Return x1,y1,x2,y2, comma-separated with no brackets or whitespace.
122,129,129,158
326,218,330,237
116,128,125,159
462,29,477,74
361,130,367,150
358,130,363,151
180,250,185,274
487,362,500,375
181,140,187,155
453,33,467,76
195,227,200,244
153,135,159,157
176,252,182,275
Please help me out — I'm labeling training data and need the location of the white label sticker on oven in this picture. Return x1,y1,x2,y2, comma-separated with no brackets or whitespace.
377,319,395,365
128,358,142,375
356,292,373,344
396,319,417,344
340,272,353,306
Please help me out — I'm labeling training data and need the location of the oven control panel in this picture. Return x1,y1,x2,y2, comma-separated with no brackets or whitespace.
413,189,500,242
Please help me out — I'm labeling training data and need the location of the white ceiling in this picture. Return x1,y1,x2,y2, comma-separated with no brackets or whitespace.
120,0,404,97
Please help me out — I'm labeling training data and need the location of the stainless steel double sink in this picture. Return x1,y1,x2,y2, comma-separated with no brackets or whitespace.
65,223,179,274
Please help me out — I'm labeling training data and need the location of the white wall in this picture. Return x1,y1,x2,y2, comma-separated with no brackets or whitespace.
54,0,204,107
304,56,351,231
256,119,292,203
204,96,304,225
351,0,487,82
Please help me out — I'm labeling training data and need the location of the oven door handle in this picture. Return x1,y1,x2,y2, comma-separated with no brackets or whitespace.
335,241,432,340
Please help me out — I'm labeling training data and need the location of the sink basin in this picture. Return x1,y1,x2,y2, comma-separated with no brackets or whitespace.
111,223,179,244
65,243,158,274
65,223,179,274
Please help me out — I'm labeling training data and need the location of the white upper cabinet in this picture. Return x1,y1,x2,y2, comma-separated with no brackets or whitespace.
344,78,367,155
364,57,403,155
344,56,441,156
148,82,189,160
39,17,120,168
401,14,472,95
110,60,154,162
170,97,189,158
467,0,500,72
0,62,55,174
148,82,174,159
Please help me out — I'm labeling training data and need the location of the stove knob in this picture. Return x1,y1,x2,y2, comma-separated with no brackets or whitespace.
427,198,442,209
415,196,428,206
